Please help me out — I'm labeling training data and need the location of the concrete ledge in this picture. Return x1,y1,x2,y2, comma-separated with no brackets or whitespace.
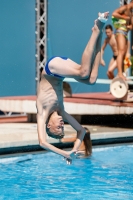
0,123,133,155
64,102,133,115
0,138,133,155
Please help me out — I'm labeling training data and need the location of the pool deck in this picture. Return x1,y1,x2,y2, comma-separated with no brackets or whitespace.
0,92,133,115
0,123,133,155
0,92,133,155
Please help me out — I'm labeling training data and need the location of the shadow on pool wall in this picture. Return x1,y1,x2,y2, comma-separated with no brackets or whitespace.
81,114,133,128
47,0,120,94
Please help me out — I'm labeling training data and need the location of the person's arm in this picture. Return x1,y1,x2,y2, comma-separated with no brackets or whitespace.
131,13,133,29
101,39,107,66
112,6,130,20
63,111,86,151
36,102,75,160
37,113,72,157
127,13,133,30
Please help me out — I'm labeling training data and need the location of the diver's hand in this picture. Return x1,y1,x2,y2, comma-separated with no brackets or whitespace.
127,24,133,30
121,15,130,20
125,53,131,59
65,150,77,165
101,59,106,66
117,73,127,81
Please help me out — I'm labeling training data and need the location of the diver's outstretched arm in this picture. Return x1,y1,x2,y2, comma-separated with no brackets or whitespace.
37,112,76,161
63,111,86,151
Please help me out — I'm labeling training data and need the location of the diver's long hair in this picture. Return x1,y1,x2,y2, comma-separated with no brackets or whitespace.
83,127,92,156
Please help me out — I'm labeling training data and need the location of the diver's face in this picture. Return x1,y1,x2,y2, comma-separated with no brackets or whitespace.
105,29,113,38
47,114,64,138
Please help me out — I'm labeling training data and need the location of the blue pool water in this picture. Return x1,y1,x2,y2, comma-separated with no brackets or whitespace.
0,145,133,200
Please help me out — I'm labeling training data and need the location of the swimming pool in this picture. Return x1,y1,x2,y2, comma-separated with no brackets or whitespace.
0,145,133,200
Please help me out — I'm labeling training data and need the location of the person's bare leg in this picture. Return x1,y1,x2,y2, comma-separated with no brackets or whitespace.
48,12,109,80
47,22,101,78
107,58,117,79
80,12,109,78
81,12,109,84
89,28,103,83
116,34,127,80
48,23,100,79
74,12,109,84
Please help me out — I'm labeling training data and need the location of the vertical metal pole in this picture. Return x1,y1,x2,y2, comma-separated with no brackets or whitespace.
35,0,40,89
44,0,47,68
35,0,47,92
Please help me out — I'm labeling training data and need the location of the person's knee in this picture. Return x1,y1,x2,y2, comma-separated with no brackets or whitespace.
79,70,89,79
118,49,126,56
78,63,92,79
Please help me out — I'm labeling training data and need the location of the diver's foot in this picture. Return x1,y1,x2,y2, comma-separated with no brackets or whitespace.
98,12,109,22
92,20,100,33
96,11,109,30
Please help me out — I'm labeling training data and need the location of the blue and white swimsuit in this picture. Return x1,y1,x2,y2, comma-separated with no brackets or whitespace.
44,56,68,78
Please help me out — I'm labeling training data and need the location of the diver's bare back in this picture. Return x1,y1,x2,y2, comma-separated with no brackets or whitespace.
37,72,64,115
